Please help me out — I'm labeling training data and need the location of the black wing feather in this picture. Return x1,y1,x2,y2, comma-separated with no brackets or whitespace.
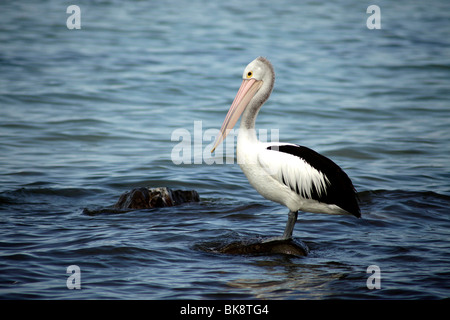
267,144,361,217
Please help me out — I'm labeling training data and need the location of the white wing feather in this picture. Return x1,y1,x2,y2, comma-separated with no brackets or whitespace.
257,146,330,199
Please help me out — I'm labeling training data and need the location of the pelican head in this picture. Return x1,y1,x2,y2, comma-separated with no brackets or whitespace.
211,57,275,153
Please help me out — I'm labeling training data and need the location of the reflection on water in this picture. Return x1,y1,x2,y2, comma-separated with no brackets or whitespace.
228,260,347,299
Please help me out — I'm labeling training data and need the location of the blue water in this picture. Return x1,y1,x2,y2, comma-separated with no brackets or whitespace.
1,0,449,299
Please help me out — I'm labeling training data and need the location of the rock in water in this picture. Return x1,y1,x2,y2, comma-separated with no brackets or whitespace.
219,238,309,257
114,187,200,210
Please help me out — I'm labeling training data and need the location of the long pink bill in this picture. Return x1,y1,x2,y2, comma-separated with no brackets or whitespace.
211,78,262,153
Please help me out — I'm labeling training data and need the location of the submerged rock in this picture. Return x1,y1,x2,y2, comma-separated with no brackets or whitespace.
216,238,309,257
114,187,200,210
83,187,200,215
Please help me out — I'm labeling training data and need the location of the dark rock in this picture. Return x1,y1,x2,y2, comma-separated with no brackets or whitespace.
114,187,200,210
82,187,200,215
218,238,309,257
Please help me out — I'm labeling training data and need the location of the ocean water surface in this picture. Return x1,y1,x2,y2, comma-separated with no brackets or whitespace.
0,0,449,300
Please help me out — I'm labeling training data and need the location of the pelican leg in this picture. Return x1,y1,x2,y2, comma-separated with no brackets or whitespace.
261,210,299,243
282,211,298,240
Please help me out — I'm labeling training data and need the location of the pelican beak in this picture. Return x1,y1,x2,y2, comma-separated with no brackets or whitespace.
211,78,263,153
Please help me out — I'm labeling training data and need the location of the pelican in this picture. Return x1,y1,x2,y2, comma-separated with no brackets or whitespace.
211,57,360,241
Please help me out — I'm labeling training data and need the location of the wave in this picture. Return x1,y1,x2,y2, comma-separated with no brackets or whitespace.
2,186,448,220
0,187,105,207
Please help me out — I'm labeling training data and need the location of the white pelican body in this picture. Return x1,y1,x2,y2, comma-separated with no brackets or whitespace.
212,57,360,240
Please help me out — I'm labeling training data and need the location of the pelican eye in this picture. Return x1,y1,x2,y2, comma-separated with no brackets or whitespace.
246,71,253,78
